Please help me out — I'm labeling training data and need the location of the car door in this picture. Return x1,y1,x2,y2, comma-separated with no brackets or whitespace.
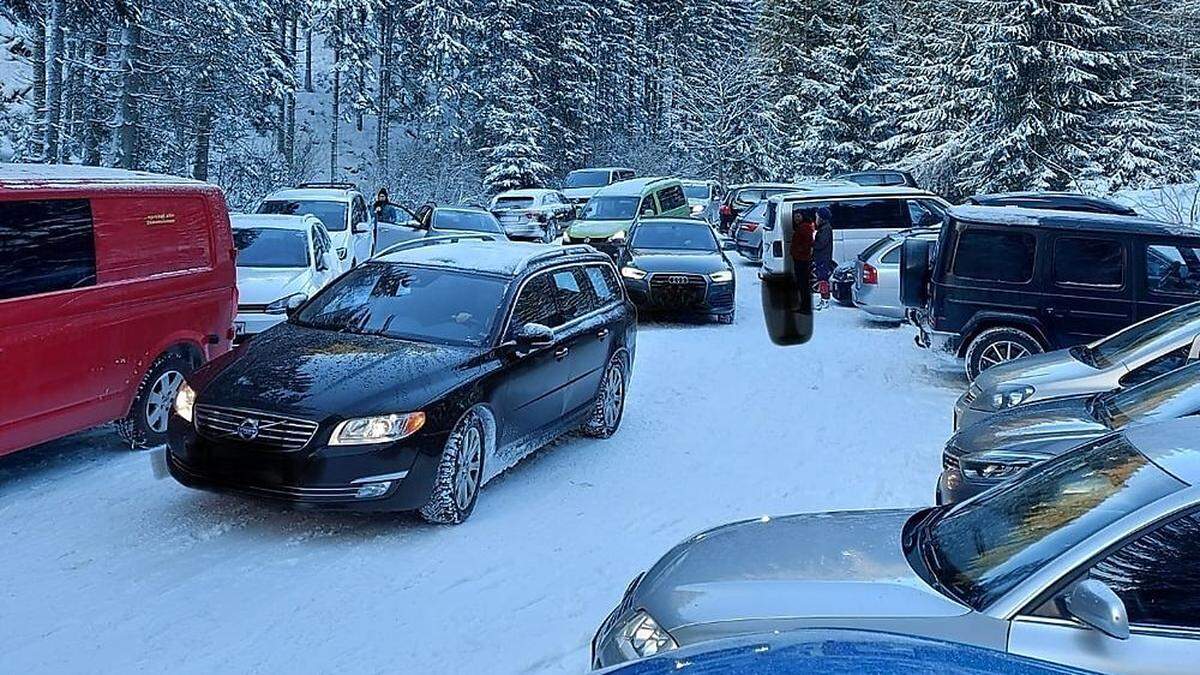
1046,235,1133,345
1008,509,1200,674
1138,240,1200,322
567,264,624,414
831,198,910,263
492,273,572,455
546,267,610,417
350,196,374,260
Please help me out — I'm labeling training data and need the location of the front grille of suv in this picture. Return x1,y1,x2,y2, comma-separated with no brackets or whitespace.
195,404,319,450
648,274,707,308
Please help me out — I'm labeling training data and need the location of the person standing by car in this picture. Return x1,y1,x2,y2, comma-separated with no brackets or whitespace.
789,207,815,283
812,207,835,309
373,187,401,224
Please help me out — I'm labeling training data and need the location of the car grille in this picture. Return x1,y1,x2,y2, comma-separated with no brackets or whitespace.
195,405,319,450
648,273,708,308
943,451,960,471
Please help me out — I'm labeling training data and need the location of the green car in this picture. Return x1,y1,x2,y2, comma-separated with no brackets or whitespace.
565,177,691,256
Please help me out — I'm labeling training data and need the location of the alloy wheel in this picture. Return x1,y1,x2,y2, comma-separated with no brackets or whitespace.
146,370,184,433
979,340,1031,370
602,365,625,431
454,423,484,511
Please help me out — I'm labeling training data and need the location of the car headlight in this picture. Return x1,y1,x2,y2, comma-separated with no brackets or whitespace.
621,266,647,280
619,610,677,660
966,460,1032,480
330,412,426,445
265,292,309,315
710,269,733,283
174,382,196,423
988,385,1035,410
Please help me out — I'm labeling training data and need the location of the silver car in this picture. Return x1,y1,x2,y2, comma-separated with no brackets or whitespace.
954,301,1200,431
853,228,939,321
940,358,1200,503
681,179,722,225
594,417,1200,673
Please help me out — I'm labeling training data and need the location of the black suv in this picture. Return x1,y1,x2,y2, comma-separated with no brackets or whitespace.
902,205,1200,379
966,191,1137,217
167,236,636,523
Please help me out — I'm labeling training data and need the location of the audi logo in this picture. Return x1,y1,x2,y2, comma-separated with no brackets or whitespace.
666,275,690,285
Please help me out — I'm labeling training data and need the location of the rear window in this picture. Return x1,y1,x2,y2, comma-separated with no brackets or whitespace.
0,199,96,301
493,196,535,210
1053,237,1124,288
259,199,348,232
1146,244,1200,298
858,236,895,262
953,229,1036,283
833,199,908,230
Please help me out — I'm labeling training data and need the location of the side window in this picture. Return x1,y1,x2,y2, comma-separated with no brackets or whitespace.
310,226,325,261
638,195,658,217
952,229,1036,283
1146,244,1200,297
585,266,617,304
832,199,908,230
551,268,590,322
509,274,562,332
657,186,687,212
881,245,902,265
1088,510,1200,630
907,200,943,227
1120,345,1190,387
0,199,97,301
617,171,634,181
1054,237,1124,288
352,198,368,226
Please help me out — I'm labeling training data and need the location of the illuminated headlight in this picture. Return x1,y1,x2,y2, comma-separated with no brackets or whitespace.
330,412,426,445
989,385,1035,410
173,382,196,423
969,461,1031,480
619,610,677,660
265,292,308,315
622,266,648,280
710,270,733,283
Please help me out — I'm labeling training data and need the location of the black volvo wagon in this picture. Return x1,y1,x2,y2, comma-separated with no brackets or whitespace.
166,235,636,523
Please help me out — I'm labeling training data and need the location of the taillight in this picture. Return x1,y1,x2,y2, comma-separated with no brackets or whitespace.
862,263,878,285
743,222,759,232
720,205,732,216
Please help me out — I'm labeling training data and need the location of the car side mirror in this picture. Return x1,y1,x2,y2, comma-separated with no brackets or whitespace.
284,293,308,317
512,323,555,349
1062,579,1129,640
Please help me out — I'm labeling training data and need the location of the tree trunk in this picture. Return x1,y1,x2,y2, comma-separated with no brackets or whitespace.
330,36,341,180
305,28,314,92
30,13,46,161
287,13,298,168
45,0,66,162
81,38,107,166
115,21,142,170
193,108,212,181
277,15,288,156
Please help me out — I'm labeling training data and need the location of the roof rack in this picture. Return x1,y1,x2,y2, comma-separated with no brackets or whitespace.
372,233,501,259
518,245,598,271
297,181,358,191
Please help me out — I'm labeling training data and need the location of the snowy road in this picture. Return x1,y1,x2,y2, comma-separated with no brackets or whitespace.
1,263,964,674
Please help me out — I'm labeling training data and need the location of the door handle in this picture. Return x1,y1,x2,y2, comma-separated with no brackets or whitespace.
597,328,610,340
554,347,569,360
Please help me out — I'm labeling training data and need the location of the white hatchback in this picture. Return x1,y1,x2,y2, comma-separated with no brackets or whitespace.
231,214,342,339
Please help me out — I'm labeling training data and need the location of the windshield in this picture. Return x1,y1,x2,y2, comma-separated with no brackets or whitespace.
433,209,502,234
565,170,611,189
293,263,507,346
233,228,310,268
1100,359,1200,426
631,222,718,251
258,199,348,232
1087,302,1200,369
683,185,710,200
914,435,1182,610
492,196,535,210
580,196,639,220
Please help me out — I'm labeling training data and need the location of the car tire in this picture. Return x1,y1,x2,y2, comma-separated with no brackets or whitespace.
419,408,487,525
116,351,195,449
715,310,735,325
964,326,1044,381
542,223,554,244
581,355,627,439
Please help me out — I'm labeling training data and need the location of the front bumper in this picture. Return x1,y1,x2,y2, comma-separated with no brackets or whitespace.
623,274,735,316
591,573,646,669
165,413,446,512
937,463,998,505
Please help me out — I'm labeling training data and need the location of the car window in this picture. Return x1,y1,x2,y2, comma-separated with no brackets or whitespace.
952,229,1036,283
0,199,97,301
509,273,563,332
352,197,368,225
552,269,590,322
832,199,908,230
881,245,902,265
1119,345,1190,387
741,201,768,222
683,184,711,200
907,200,944,227
617,170,635,181
565,170,610,189
1054,237,1124,288
1089,303,1200,368
259,199,348,232
585,266,618,304
1146,244,1200,297
630,222,718,251
638,195,658,217
433,209,503,234
657,185,687,212
311,226,330,261
493,196,536,210
1088,510,1200,629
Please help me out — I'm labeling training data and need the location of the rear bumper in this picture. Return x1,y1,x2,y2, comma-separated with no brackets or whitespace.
502,223,547,240
913,313,961,359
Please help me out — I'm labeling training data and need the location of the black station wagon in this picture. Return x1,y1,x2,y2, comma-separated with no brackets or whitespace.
166,236,636,524
903,205,1200,379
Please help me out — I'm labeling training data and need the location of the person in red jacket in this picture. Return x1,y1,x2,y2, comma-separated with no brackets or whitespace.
789,207,816,314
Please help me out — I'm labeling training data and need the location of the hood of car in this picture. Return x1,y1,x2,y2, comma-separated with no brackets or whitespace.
236,267,315,306
972,348,1099,394
627,250,728,275
191,322,488,420
634,509,969,634
950,395,1106,456
570,219,633,238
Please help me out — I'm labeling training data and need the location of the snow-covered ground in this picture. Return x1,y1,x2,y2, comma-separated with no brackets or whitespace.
0,262,963,674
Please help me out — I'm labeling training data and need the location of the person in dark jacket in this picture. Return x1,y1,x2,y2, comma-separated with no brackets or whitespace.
373,187,401,224
812,206,835,310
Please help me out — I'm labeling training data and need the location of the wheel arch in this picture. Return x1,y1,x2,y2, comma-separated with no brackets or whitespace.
118,339,206,417
958,312,1050,357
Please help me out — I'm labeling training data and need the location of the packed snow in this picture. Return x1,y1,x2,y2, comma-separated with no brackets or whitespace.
0,262,963,673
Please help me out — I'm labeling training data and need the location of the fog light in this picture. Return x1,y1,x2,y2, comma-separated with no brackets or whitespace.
354,481,392,499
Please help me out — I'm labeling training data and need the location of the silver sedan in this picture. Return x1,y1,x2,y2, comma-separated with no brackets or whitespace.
954,301,1200,430
593,417,1200,674
853,228,939,321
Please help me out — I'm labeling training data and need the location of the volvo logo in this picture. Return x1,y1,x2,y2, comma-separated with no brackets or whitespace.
666,275,690,285
236,418,260,440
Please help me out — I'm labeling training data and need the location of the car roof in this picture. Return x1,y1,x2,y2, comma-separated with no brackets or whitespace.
775,184,937,201
635,216,714,227
729,182,802,191
437,205,490,213
229,214,316,231
493,189,555,198
0,163,206,189
1126,418,1200,487
593,176,679,197
263,187,357,203
373,239,607,277
569,166,634,173
949,204,1192,237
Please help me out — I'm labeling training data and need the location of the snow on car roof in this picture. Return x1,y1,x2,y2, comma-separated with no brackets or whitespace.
1125,418,1200,486
0,163,206,189
375,240,602,276
230,214,317,231
950,204,1191,236
569,166,634,173
263,187,357,202
593,176,676,196
494,189,554,198
777,185,935,201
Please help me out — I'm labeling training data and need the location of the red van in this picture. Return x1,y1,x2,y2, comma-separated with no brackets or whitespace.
0,164,237,457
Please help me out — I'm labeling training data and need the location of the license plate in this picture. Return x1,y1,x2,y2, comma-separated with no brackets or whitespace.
235,321,246,336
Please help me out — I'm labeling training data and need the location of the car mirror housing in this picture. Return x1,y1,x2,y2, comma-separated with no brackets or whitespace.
513,323,555,349
1062,579,1130,640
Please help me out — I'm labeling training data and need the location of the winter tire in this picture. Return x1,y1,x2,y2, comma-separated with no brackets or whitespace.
964,326,1044,381
419,408,487,525
582,355,627,439
116,351,194,449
